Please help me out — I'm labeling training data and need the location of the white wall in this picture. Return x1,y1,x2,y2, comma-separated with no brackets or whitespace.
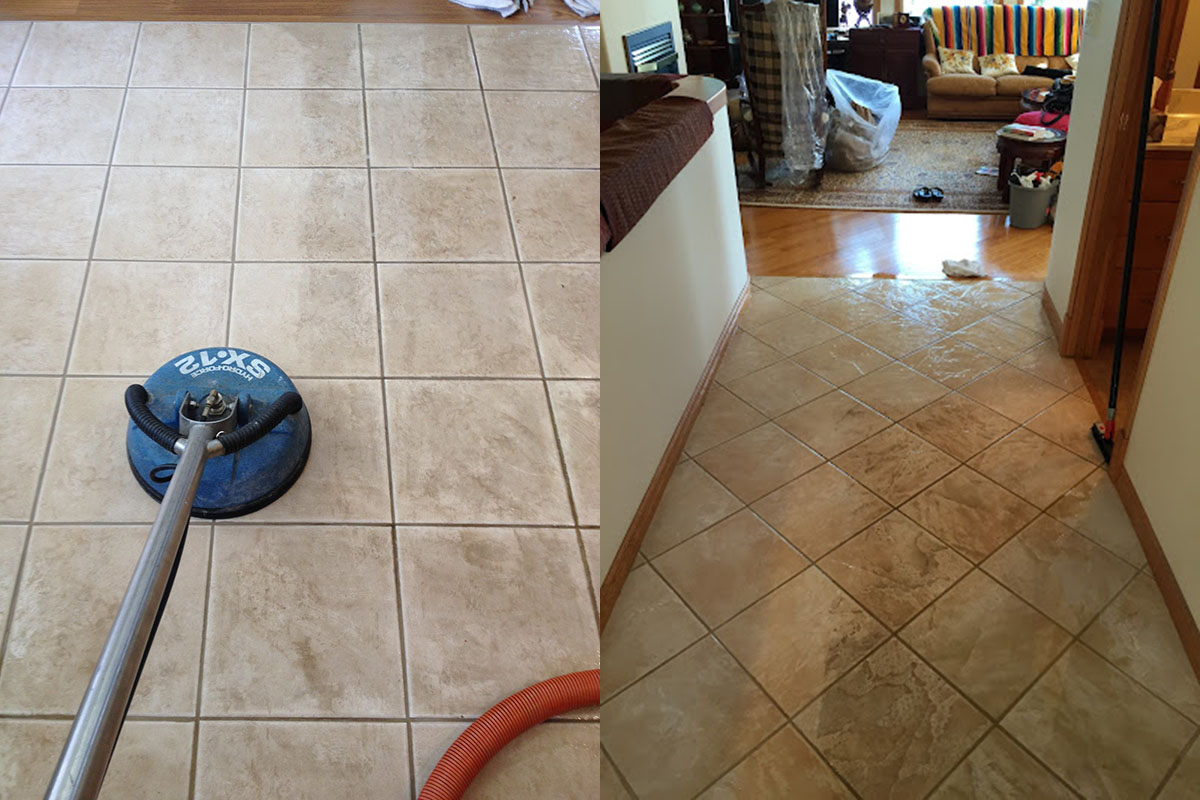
1178,0,1200,90
598,0,687,73
600,105,748,574
1044,0,1122,316
1123,170,1200,616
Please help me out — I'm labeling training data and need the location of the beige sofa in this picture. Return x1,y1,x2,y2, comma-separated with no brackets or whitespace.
921,21,1071,119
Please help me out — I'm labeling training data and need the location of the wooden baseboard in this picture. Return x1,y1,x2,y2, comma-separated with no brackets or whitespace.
1111,464,1200,682
1041,285,1065,344
598,279,751,633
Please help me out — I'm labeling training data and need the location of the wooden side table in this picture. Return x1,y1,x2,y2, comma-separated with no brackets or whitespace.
996,132,1066,202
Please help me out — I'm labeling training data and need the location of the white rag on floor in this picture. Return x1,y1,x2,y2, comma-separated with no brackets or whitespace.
562,0,600,16
942,258,987,278
448,0,527,17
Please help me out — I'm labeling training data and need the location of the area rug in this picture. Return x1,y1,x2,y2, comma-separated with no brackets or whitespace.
739,119,1009,213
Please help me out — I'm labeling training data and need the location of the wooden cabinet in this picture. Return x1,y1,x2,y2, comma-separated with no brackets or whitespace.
848,27,923,110
681,3,733,84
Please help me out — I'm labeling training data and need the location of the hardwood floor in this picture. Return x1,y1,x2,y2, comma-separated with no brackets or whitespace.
0,0,591,23
741,206,1053,281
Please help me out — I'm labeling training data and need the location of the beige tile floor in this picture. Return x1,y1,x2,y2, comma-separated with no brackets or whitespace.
603,276,1200,800
0,20,599,799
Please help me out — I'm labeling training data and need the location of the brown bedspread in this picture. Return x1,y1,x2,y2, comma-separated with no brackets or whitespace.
600,95,714,252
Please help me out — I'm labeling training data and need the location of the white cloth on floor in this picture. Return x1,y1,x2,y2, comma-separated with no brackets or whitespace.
942,258,987,278
563,0,600,16
448,0,526,17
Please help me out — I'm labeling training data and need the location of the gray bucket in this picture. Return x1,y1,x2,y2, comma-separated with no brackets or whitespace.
1009,184,1054,229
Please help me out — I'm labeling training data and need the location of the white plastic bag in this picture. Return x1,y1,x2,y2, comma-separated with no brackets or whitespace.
824,69,901,172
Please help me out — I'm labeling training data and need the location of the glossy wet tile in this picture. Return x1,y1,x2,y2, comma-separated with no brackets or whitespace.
792,334,891,386
960,364,1066,423
1008,338,1084,391
805,291,893,331
752,463,889,559
766,276,854,308
841,361,948,420
901,337,1002,389
851,314,945,358
953,316,1047,360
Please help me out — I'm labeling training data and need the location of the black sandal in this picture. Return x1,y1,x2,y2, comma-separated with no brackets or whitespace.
913,186,933,202
930,187,945,203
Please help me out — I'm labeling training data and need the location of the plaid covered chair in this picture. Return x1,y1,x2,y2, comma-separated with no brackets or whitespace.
738,2,784,187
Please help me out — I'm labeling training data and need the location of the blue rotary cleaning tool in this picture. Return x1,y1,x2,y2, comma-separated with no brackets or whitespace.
46,347,310,800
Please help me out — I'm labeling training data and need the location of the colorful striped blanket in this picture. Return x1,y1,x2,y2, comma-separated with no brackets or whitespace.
926,5,1085,57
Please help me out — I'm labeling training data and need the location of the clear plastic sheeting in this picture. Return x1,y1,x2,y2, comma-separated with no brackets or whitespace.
764,0,828,185
824,69,901,172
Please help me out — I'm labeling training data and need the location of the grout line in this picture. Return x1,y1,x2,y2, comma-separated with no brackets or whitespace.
186,525,215,800
1152,726,1200,798
0,257,600,265
3,21,35,90
601,744,643,800
0,161,597,170
576,528,600,631
223,23,250,347
0,711,599,724
8,83,597,93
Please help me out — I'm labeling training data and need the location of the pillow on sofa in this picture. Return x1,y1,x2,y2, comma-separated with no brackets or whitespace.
1065,52,1080,71
980,53,1019,78
939,47,977,75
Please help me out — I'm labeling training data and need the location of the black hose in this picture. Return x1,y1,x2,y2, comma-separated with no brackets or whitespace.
217,391,303,454
125,385,182,453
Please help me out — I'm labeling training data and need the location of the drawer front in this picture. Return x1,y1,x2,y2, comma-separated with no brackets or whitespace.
1103,267,1162,329
1141,156,1189,202
1133,201,1179,268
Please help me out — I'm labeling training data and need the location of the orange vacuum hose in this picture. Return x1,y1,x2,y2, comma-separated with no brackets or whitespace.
417,669,600,800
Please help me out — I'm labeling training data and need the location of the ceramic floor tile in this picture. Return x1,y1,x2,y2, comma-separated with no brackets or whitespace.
714,330,784,384
1008,338,1085,391
471,26,594,91
0,526,26,636
360,23,477,89
960,364,1066,423
834,426,957,506
820,512,971,629
0,260,85,373
0,23,30,81
750,274,791,289
237,167,371,260
378,262,539,378
399,526,597,715
953,280,1030,312
13,22,137,86
684,385,767,455
718,568,888,712
640,459,741,557
229,262,379,376
805,291,893,331
115,88,243,166
930,728,1076,800
195,720,408,799
599,564,705,698
0,378,59,520
899,392,1016,462
235,379,391,523
131,22,248,87
70,261,229,375
385,380,571,524
900,467,1039,562
1160,736,1200,800
968,428,1094,508
365,89,494,167
953,316,1047,361
243,89,366,166
655,509,808,626
603,637,784,800
504,168,596,262
900,570,1071,716
1025,394,1105,463
903,293,990,332
372,168,514,261
0,525,207,715
982,514,1136,633
35,377,163,522
412,721,597,798
792,334,891,386
0,165,107,258
724,359,834,418
995,294,1056,339
739,288,798,330
842,362,949,420
752,463,889,559
603,754,635,800
95,166,238,260
579,528,599,607
695,423,822,503
1082,572,1200,722
765,276,854,308
1048,468,1145,566
852,315,946,358
580,25,600,78
795,638,990,800
901,338,1002,389
487,90,597,168
246,22,361,88
0,88,124,163
853,278,949,311
698,727,854,799
776,390,891,458
203,525,404,716
523,262,599,378
750,310,842,355
1003,643,1195,799
0,719,193,800
548,380,599,526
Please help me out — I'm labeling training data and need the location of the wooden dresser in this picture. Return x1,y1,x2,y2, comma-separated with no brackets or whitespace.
1102,147,1191,331
848,26,923,110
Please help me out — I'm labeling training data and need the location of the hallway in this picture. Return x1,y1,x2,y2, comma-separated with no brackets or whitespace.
601,276,1200,799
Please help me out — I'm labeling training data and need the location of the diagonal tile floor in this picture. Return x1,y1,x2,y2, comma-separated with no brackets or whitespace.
603,276,1200,800
0,20,599,799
